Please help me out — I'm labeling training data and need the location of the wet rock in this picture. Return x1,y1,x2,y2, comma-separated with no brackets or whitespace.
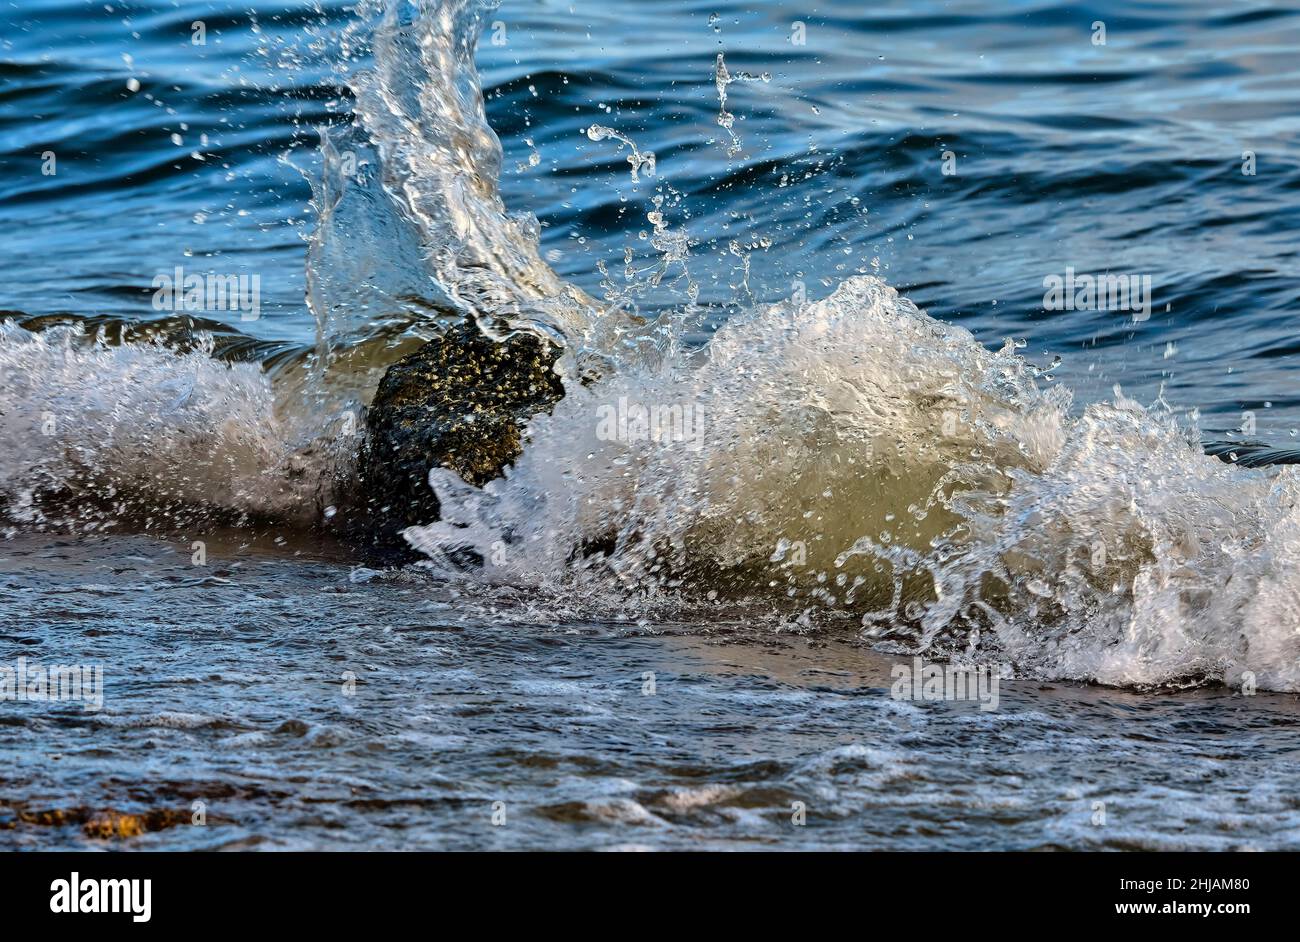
82,811,148,840
0,802,191,839
351,319,565,559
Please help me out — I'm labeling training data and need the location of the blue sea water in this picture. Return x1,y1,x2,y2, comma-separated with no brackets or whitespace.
1,0,1300,850
4,0,1299,427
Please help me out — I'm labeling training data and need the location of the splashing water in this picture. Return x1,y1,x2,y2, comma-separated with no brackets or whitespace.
0,323,342,530
310,0,602,362
3,0,1300,696
586,125,656,183
583,123,697,309
405,256,1300,691
713,52,770,159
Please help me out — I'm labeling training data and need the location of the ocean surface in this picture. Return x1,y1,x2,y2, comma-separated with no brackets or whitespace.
2,0,1299,849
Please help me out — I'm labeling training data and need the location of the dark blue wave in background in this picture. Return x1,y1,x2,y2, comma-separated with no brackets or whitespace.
1,0,1298,431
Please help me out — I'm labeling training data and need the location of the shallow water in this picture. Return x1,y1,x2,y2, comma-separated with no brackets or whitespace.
4,532,1300,850
2,0,1300,849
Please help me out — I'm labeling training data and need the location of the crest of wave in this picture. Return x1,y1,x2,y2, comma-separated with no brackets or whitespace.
314,0,601,356
407,276,1300,691
0,323,340,528
406,275,1064,602
936,393,1300,691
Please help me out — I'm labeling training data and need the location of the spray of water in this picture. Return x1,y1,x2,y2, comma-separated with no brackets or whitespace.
3,0,1298,692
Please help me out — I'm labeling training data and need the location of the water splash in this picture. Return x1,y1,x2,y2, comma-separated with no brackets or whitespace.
405,263,1300,691
0,322,344,529
5,0,1300,695
586,125,656,183
585,122,696,311
319,0,598,354
713,52,769,158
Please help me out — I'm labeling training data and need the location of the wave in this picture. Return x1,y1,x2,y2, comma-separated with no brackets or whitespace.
2,0,1299,692
409,270,1300,692
0,321,344,529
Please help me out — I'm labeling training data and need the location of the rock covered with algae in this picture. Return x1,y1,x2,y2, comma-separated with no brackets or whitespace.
351,318,565,558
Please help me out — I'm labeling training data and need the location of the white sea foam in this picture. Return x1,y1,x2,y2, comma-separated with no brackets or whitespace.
0,322,338,527
5,0,1299,695
401,267,1300,690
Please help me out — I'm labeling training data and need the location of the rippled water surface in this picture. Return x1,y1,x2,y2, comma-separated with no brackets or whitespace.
5,533,1300,850
2,0,1300,849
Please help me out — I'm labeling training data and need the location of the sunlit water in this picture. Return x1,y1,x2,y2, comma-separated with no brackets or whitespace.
2,0,1299,849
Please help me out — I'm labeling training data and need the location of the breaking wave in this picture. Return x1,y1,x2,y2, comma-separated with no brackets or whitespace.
2,0,1299,692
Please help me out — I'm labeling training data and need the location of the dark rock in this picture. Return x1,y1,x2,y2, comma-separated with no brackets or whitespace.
350,318,565,559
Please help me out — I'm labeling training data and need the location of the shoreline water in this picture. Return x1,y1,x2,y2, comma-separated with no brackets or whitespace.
3,0,1300,852
4,530,1298,851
